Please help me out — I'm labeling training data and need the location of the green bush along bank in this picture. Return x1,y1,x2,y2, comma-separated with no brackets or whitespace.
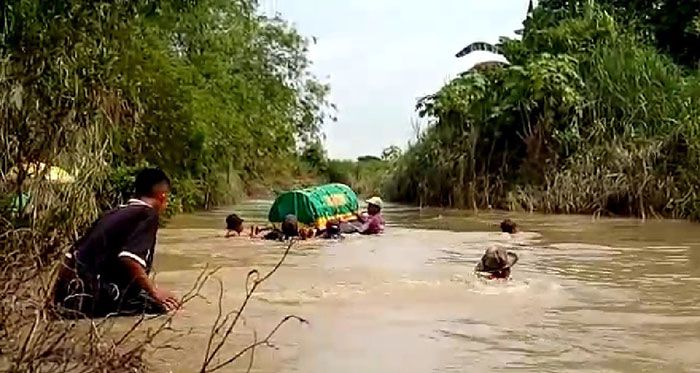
386,1,700,220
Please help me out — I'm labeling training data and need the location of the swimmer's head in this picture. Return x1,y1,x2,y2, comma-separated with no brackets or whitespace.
226,214,244,235
325,220,341,235
500,219,518,234
281,214,299,238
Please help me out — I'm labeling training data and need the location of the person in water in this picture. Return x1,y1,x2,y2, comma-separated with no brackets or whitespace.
475,246,519,280
51,168,180,318
225,213,245,237
500,219,518,234
319,220,343,239
351,196,385,235
254,214,314,241
225,213,314,241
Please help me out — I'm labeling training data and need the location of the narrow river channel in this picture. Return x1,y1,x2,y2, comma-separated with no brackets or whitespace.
149,200,700,372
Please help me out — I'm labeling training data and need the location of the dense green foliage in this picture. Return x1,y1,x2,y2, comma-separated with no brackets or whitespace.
325,158,391,197
0,2,329,369
299,143,397,197
1,0,331,217
387,2,700,219
539,0,700,67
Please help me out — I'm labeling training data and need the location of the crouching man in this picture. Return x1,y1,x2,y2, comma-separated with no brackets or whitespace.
51,168,180,318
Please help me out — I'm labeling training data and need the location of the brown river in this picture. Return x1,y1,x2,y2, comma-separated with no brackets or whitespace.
147,200,700,372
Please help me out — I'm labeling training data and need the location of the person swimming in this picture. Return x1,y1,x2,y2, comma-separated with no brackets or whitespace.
225,213,245,237
254,214,315,241
475,246,519,280
318,220,343,239
500,219,518,234
343,196,385,235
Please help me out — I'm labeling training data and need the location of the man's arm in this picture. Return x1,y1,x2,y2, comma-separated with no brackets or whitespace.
121,257,180,311
354,211,367,223
119,210,179,310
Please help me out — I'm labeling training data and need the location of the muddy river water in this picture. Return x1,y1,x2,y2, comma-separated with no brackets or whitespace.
149,201,700,372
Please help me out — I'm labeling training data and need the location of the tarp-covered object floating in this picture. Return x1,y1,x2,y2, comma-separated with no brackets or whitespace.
268,183,359,228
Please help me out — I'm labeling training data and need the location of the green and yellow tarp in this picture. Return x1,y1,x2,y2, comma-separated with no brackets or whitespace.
267,183,359,228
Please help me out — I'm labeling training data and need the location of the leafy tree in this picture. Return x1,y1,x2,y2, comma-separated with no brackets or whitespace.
538,0,700,67
381,146,402,162
2,0,332,212
388,1,700,219
300,141,328,171
357,155,382,163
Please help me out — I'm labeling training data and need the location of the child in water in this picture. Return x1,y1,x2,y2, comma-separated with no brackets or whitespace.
475,246,519,280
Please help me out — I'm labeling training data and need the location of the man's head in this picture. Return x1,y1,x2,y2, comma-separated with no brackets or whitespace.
326,220,341,235
324,220,342,238
365,196,383,216
500,219,518,234
226,214,244,234
134,168,171,214
281,214,299,238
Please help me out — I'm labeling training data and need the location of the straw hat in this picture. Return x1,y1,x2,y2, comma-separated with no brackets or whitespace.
365,196,383,208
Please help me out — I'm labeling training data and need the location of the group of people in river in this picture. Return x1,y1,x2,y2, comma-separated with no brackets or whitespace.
223,196,385,241
49,167,521,319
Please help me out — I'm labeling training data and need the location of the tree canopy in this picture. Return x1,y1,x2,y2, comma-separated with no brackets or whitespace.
1,0,333,211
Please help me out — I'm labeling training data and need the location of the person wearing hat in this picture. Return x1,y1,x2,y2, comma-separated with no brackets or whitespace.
353,196,385,235
475,246,519,280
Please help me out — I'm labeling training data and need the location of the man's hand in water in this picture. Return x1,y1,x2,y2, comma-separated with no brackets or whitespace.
154,288,180,311
121,257,181,311
354,211,368,222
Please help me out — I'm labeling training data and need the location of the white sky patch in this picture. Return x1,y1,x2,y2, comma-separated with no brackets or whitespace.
273,0,532,159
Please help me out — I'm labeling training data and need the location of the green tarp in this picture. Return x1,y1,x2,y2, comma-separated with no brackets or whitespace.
267,183,359,228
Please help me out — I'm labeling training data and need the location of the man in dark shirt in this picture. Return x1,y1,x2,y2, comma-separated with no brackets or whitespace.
52,168,179,318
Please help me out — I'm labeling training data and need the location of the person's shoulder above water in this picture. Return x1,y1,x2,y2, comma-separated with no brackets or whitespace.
363,213,384,234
